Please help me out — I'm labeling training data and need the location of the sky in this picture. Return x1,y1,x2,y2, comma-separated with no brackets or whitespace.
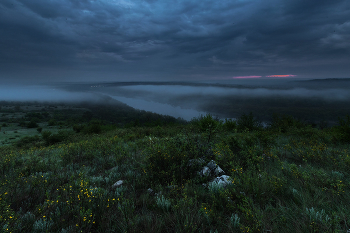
0,0,349,83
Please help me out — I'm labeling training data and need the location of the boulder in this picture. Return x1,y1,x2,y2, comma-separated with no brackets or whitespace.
198,166,211,176
206,160,217,170
213,166,225,176
147,188,155,195
198,160,225,177
112,180,123,189
209,175,231,188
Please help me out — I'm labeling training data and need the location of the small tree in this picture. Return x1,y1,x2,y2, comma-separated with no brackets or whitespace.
337,115,350,143
48,119,56,126
237,112,262,132
27,120,38,128
191,114,222,144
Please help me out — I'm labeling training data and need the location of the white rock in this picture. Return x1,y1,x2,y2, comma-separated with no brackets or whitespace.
147,188,154,195
214,166,225,176
112,180,123,188
198,166,211,176
209,175,231,188
207,160,217,170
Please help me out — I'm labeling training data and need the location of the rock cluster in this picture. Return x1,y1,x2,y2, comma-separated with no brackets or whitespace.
196,160,231,188
198,160,225,177
111,159,233,194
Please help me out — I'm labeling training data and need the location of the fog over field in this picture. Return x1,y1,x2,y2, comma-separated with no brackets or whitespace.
106,84,350,101
1,78,349,124
97,79,350,123
0,85,95,102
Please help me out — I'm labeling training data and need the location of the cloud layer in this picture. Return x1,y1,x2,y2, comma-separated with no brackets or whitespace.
0,0,349,82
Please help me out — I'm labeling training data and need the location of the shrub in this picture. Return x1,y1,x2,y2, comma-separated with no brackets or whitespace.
16,135,40,147
73,124,85,133
223,118,237,131
144,134,212,185
191,114,221,132
41,130,71,145
83,120,102,134
48,119,56,126
41,130,52,141
27,120,38,128
236,112,262,132
18,121,26,127
336,115,350,142
269,113,306,132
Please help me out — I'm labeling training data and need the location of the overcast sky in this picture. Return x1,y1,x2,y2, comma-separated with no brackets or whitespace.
0,0,349,83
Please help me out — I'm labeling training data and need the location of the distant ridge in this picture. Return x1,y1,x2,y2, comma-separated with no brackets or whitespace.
290,78,350,82
301,78,350,82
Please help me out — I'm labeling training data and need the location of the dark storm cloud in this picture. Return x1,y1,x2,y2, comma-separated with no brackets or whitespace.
0,0,349,82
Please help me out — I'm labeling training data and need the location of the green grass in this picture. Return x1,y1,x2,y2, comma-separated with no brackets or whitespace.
1,109,350,232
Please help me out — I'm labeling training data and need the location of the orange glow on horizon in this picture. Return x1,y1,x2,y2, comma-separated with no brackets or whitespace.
266,75,296,78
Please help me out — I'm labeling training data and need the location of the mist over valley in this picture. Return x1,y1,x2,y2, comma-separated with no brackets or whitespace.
57,78,350,125
1,78,349,125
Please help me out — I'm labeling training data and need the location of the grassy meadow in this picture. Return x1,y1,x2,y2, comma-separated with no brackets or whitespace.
1,101,350,232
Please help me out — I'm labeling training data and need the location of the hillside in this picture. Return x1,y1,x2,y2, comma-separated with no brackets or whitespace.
1,102,350,232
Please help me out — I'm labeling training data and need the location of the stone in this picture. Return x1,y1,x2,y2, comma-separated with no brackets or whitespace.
147,188,155,195
209,175,231,188
198,160,224,177
213,166,225,176
112,180,123,189
198,166,211,176
206,160,217,170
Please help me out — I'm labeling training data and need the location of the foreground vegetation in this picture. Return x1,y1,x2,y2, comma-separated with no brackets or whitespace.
1,101,350,232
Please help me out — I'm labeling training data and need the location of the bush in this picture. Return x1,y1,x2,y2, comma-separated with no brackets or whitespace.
236,112,262,132
16,135,40,147
48,119,56,126
269,113,306,132
83,124,102,134
41,130,71,145
18,121,26,127
82,120,102,134
27,120,38,128
191,114,221,132
144,134,212,185
73,124,85,133
336,115,350,142
223,118,237,131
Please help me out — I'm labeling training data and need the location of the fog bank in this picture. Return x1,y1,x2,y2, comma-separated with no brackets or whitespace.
116,85,350,101
0,85,95,102
111,96,206,121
